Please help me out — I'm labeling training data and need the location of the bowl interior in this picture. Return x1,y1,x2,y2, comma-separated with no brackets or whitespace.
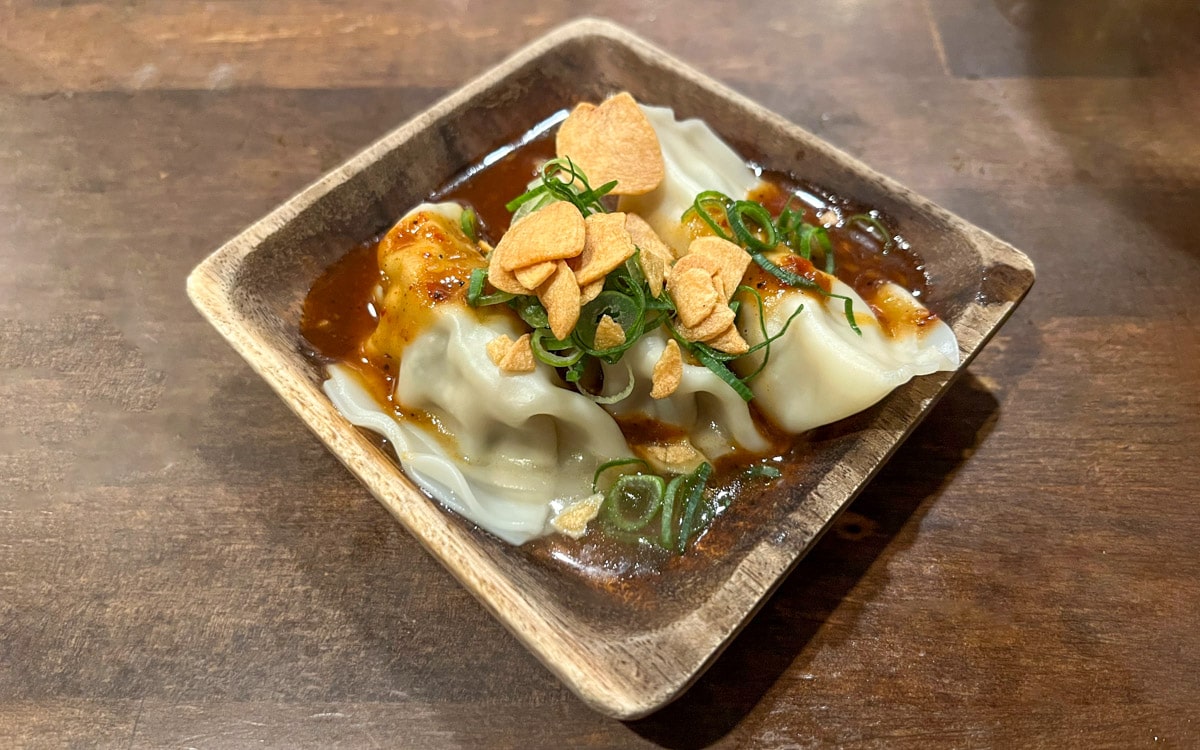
191,20,1034,718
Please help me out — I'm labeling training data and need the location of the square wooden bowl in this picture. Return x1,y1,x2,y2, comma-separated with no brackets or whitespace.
187,18,1034,719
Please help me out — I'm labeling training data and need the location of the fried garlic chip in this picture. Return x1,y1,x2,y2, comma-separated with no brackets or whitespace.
574,212,637,287
487,333,537,373
513,260,556,289
487,246,534,296
669,266,719,328
679,236,751,303
549,493,604,539
704,324,749,356
538,260,581,340
485,334,515,366
497,201,586,271
638,441,705,474
580,278,605,305
555,92,665,196
650,339,683,399
626,213,673,297
594,314,627,350
626,212,677,261
675,303,736,343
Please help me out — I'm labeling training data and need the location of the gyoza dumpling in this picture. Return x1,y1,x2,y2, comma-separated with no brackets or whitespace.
735,266,960,434
619,103,960,436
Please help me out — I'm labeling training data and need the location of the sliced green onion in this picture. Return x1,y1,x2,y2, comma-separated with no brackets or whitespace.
834,293,862,335
621,251,648,291
504,158,614,218
746,249,860,335
748,247,817,288
742,464,782,480
676,463,713,553
459,207,478,241
592,458,649,493
505,184,547,213
682,190,862,336
660,475,685,549
466,267,514,307
682,191,735,242
578,360,635,405
795,224,814,261
564,359,586,383
510,191,554,224
727,200,778,252
532,328,575,351
806,226,835,274
848,213,894,249
575,290,645,358
511,296,549,329
736,285,805,382
775,195,799,235
603,474,665,531
540,157,614,216
531,329,584,367
688,340,754,401
466,267,485,303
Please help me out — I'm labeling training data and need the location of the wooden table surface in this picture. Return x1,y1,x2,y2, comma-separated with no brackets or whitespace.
3,1,1199,747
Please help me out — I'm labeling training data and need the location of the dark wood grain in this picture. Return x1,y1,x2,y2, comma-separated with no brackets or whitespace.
2,1,1199,747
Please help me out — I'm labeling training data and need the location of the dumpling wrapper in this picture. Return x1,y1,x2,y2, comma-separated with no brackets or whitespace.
327,306,630,545
618,105,760,255
326,203,629,545
621,103,961,435
600,329,772,471
736,275,960,434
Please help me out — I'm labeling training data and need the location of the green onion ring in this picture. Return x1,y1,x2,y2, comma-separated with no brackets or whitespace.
578,360,636,405
683,191,735,242
575,290,644,354
603,474,666,531
727,200,778,252
660,475,685,548
531,329,584,367
848,213,894,249
806,226,835,275
511,296,549,329
689,340,754,401
592,458,649,493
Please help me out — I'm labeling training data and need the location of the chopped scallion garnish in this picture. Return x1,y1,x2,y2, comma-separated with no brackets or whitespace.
603,473,665,531
505,156,615,219
682,191,862,335
742,464,782,480
592,457,649,493
466,267,514,307
727,200,778,253
531,328,584,368
848,212,895,250
459,206,478,242
676,462,713,553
